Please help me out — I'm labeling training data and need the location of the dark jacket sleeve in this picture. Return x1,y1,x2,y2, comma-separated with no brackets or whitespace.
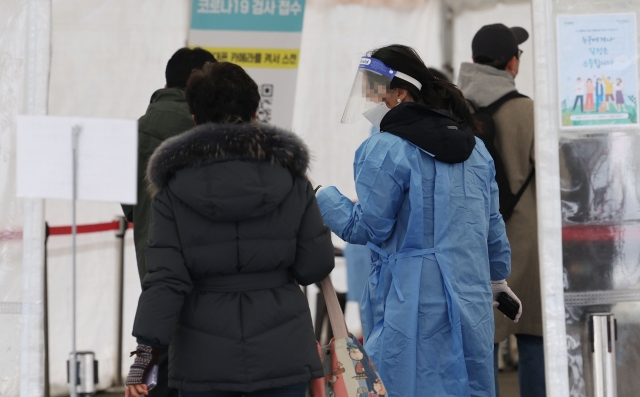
132,189,192,348
290,182,335,286
121,204,134,223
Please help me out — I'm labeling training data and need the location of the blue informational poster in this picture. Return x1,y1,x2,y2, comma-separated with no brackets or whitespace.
192,0,304,32
557,13,639,128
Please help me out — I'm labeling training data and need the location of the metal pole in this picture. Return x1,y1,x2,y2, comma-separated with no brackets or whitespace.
115,217,128,385
44,223,50,397
590,313,618,397
71,125,81,397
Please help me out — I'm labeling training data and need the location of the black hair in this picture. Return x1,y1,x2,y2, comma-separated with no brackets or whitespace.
370,45,479,133
473,55,511,71
185,62,260,125
427,68,451,83
165,47,216,89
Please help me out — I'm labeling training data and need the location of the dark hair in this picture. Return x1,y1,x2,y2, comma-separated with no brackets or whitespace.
165,47,216,88
370,45,479,133
427,68,451,83
185,62,260,125
473,55,514,71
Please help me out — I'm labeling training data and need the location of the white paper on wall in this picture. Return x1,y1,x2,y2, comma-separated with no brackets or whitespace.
16,115,138,204
557,13,639,129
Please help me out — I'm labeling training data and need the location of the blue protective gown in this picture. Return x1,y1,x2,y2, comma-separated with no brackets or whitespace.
344,243,372,302
317,133,511,397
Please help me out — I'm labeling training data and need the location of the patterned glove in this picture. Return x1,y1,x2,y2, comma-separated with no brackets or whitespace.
126,345,160,386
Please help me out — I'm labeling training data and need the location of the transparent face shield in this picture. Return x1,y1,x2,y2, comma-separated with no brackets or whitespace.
341,57,423,124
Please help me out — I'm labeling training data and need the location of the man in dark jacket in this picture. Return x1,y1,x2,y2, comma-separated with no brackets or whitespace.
122,47,215,397
458,24,543,397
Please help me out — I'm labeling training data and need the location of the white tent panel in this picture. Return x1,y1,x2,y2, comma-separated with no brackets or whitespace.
445,0,528,14
0,2,29,395
293,1,444,199
45,0,190,393
49,0,191,118
1,1,50,396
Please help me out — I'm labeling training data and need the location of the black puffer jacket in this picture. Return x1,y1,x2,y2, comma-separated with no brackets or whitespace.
132,122,335,392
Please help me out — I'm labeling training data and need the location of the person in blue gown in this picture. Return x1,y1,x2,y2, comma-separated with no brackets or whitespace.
309,45,522,397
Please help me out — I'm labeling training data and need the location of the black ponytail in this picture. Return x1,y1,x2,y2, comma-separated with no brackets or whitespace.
369,45,480,133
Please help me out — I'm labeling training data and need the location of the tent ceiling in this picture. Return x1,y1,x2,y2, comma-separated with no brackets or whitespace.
308,0,529,13
445,0,529,14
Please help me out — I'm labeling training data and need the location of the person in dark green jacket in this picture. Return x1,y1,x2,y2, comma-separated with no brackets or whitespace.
122,48,214,397
123,47,216,282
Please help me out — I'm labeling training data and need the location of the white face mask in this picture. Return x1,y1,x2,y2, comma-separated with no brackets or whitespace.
362,102,391,130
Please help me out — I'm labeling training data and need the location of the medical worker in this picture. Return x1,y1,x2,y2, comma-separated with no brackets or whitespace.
311,45,522,396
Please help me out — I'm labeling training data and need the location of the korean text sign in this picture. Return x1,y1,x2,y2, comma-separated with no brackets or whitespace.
557,13,639,128
189,0,306,129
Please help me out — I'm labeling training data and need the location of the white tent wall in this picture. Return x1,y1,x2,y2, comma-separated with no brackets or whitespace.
45,0,191,394
1,1,50,396
1,4,29,396
293,0,444,199
452,1,534,98
1,0,569,395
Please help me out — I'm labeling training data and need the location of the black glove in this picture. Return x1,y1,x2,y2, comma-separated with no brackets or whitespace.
126,344,161,386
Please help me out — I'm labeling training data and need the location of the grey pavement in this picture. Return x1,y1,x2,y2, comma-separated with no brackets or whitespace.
96,370,521,397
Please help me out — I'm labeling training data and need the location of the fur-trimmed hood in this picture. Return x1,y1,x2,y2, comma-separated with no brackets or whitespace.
146,122,311,221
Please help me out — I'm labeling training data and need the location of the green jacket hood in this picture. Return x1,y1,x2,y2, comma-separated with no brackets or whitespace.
138,88,194,143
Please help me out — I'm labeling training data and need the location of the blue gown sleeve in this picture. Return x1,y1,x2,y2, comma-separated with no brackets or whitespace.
487,163,511,281
317,137,406,245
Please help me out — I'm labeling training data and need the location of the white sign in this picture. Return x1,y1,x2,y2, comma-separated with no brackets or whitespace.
16,115,138,204
557,13,639,129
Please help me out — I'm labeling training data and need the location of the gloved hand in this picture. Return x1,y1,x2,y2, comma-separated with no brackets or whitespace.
124,344,160,397
491,280,523,323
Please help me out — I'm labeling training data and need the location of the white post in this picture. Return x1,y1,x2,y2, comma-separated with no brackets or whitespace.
20,200,46,397
20,0,51,396
531,0,570,396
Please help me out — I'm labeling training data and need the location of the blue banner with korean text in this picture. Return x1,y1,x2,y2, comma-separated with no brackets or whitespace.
192,0,305,32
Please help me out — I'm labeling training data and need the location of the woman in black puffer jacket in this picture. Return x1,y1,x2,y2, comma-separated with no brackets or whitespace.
125,62,335,397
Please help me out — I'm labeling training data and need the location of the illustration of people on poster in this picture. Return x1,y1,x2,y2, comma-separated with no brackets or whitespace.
557,13,639,128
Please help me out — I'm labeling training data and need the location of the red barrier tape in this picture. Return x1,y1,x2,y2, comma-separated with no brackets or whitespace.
0,230,23,241
562,224,640,243
0,221,133,241
1,222,637,242
48,221,121,236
